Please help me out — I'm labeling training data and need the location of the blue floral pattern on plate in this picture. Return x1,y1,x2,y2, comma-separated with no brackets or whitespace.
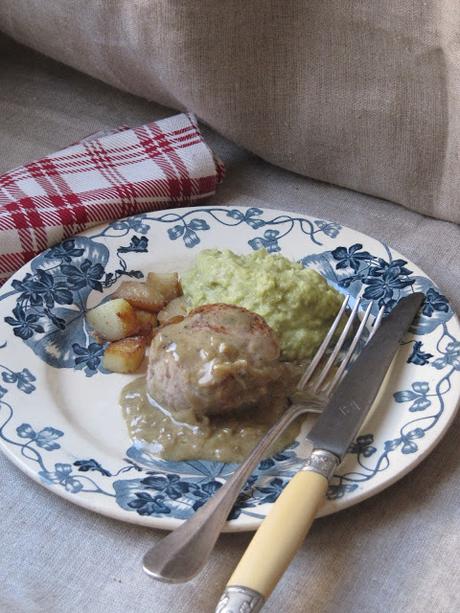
0,206,459,530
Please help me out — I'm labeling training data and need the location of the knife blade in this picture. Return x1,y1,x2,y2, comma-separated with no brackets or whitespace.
307,291,425,460
216,291,425,613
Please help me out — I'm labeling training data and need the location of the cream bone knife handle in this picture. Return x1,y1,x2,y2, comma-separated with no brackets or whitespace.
216,449,338,613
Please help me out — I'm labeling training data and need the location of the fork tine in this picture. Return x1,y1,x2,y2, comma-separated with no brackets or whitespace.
323,299,374,394
367,304,385,341
311,291,363,393
297,294,349,390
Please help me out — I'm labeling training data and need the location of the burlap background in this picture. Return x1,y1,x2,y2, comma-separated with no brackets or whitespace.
1,33,460,613
1,0,460,223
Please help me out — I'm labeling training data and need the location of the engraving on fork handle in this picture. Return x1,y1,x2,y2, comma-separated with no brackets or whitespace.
302,449,339,480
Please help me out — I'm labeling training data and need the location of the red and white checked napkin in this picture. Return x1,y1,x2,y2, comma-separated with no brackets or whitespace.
0,113,224,285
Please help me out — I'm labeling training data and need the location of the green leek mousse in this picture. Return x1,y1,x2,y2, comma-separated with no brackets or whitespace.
181,248,342,361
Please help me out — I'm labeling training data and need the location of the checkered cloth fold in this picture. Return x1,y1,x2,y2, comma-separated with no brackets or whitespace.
0,113,224,285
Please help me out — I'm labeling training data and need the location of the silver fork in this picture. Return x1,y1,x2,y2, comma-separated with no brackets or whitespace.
142,293,384,583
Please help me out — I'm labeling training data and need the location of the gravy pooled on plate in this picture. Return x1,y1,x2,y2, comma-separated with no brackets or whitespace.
120,304,301,462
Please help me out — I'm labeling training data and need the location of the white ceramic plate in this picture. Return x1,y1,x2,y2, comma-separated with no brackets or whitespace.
0,205,459,531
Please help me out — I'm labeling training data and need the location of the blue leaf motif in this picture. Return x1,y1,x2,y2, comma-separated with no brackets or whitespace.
55,464,84,492
183,229,200,248
385,429,425,455
412,381,429,394
2,369,36,393
226,209,243,221
348,434,377,457
226,208,265,229
246,207,263,217
248,230,281,253
16,369,36,393
127,492,171,515
16,423,36,439
111,214,150,235
167,225,185,240
327,483,358,500
314,220,341,238
187,218,210,231
384,438,401,452
166,218,209,248
409,397,431,412
432,357,447,370
39,463,83,493
248,237,266,250
431,342,460,371
34,427,64,451
394,390,417,402
401,428,425,454
0,385,7,399
401,440,419,454
393,381,431,412
245,209,265,229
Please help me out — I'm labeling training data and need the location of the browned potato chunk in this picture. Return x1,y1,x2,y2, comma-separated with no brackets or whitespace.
114,281,165,312
86,298,140,341
146,272,181,303
134,309,158,341
102,336,146,373
157,296,188,324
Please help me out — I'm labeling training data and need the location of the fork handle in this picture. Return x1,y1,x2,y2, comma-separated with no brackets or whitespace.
216,451,337,613
143,403,318,583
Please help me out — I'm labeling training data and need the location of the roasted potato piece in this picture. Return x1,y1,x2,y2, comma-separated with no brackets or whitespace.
146,272,181,303
157,295,188,324
114,281,165,312
134,309,158,340
86,298,140,341
103,336,146,373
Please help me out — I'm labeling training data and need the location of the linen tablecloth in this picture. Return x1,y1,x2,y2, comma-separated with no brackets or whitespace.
3,1,460,224
1,35,459,613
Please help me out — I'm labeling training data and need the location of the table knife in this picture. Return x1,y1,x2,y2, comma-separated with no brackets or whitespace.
216,292,424,613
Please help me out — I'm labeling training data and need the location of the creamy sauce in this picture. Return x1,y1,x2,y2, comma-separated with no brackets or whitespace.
120,372,302,463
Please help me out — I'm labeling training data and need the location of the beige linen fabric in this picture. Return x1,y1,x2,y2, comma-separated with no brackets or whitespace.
1,35,460,613
1,1,460,223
